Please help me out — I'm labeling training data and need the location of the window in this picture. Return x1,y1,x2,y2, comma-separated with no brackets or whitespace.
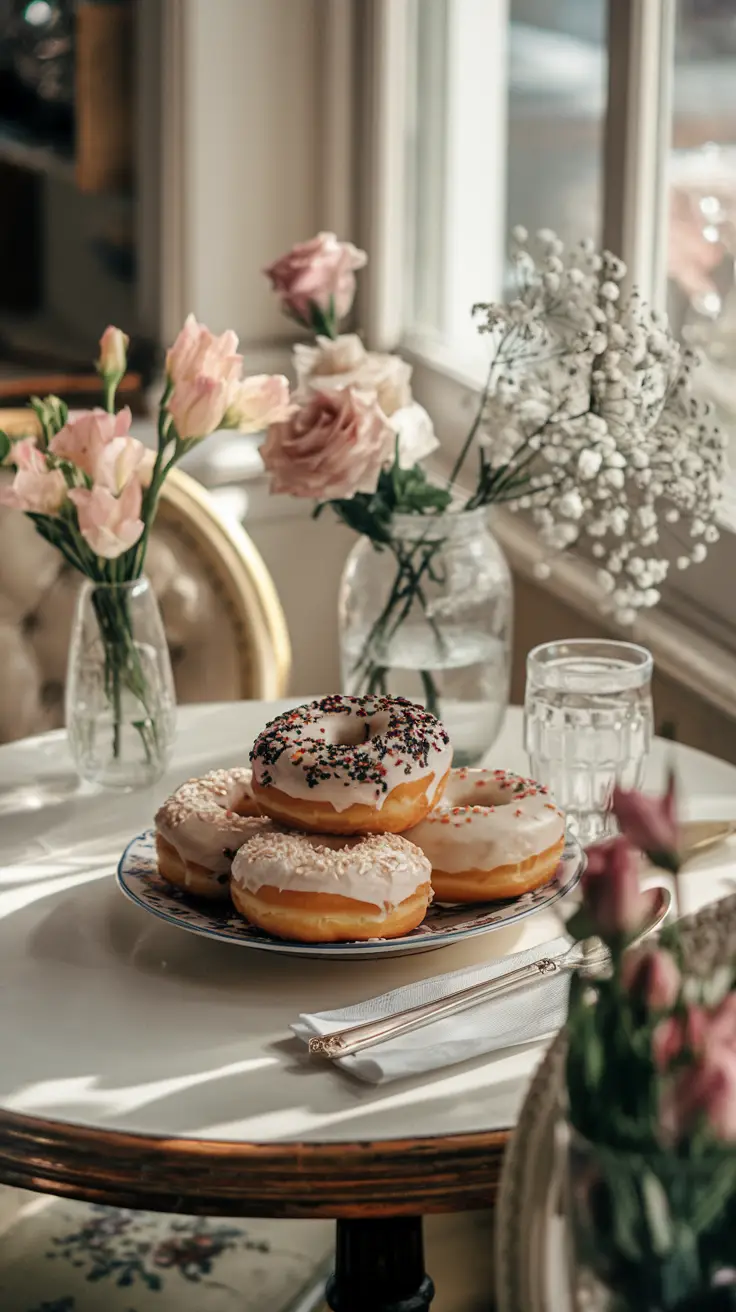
393,0,736,643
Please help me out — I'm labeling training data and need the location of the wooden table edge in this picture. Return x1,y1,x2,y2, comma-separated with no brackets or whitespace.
0,1107,511,1217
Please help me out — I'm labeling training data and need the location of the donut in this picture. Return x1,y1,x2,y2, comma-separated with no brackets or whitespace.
231,826,432,942
250,695,452,835
406,768,566,903
155,767,266,898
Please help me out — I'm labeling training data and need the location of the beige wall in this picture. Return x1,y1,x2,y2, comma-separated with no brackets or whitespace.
511,573,736,766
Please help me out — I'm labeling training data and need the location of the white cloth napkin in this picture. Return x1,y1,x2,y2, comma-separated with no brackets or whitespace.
292,936,572,1085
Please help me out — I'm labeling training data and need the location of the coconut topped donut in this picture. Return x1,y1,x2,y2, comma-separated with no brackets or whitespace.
406,766,566,902
155,767,261,874
250,694,452,834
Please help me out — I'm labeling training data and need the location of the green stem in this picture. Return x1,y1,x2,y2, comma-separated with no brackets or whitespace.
103,377,117,414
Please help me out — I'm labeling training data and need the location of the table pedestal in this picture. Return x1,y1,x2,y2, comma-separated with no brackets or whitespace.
326,1217,434,1312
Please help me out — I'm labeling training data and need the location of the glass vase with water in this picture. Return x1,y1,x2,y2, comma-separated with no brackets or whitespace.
339,508,513,765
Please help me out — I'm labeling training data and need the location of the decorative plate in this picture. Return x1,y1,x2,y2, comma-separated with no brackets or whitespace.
116,829,584,960
494,891,736,1312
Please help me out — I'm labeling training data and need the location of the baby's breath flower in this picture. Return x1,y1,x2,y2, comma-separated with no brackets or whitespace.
469,225,725,618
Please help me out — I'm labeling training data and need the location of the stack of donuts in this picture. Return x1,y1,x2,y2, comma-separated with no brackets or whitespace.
154,693,566,944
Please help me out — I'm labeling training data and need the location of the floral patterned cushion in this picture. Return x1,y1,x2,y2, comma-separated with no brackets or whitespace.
0,1188,331,1312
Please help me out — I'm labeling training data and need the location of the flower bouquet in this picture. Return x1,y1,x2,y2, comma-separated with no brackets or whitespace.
260,228,725,759
0,322,289,787
565,784,736,1310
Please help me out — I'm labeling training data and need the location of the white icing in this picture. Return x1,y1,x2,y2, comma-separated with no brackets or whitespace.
250,696,453,813
155,768,266,873
231,828,432,910
405,768,565,874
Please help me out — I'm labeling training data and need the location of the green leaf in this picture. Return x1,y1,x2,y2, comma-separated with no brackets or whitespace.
645,847,681,874
0,431,10,464
565,906,599,943
641,1168,674,1255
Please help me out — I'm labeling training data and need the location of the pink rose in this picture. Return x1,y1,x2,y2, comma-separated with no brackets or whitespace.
581,836,654,942
264,233,367,330
612,770,679,871
168,375,229,442
96,325,129,380
222,374,293,434
69,480,144,559
50,407,133,479
0,439,67,514
621,947,680,1011
260,388,394,501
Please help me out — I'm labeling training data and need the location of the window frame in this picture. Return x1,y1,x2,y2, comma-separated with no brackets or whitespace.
356,0,736,658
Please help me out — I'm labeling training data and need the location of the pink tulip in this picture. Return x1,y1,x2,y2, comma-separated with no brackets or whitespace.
660,1045,736,1145
0,440,67,514
620,947,680,1010
264,232,367,328
97,325,129,380
222,374,293,433
166,313,242,391
50,407,133,480
260,387,395,501
69,480,144,559
612,771,679,870
168,375,229,441
94,436,154,494
653,1006,710,1071
581,836,655,942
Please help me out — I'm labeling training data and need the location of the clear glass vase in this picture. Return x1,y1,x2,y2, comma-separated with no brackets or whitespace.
66,575,177,790
565,1123,736,1312
338,508,513,764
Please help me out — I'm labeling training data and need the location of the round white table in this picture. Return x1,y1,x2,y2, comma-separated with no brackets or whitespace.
1,701,735,1310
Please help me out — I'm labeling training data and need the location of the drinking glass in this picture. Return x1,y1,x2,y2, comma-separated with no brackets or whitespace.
524,639,654,843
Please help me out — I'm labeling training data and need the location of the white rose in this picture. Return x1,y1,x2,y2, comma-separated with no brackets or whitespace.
295,335,413,417
391,402,439,468
294,333,367,382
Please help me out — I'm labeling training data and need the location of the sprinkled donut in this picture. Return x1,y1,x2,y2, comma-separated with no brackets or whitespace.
231,826,433,942
250,695,452,835
406,767,566,903
155,768,267,899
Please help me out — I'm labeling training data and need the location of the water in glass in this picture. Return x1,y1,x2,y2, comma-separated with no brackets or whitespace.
524,640,653,844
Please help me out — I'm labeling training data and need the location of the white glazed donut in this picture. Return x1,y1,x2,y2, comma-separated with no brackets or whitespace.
250,695,453,835
406,767,566,903
231,826,433,942
155,768,266,898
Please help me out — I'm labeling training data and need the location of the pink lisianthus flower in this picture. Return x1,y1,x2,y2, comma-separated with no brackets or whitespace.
165,314,244,440
94,436,155,494
580,836,658,944
222,374,293,433
0,438,67,514
620,946,681,1011
69,479,144,559
260,387,394,501
264,232,367,329
612,770,679,871
168,375,229,442
96,325,129,380
165,313,242,392
50,407,133,480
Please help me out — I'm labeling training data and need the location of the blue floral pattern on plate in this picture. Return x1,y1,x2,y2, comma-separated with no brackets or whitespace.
116,830,584,959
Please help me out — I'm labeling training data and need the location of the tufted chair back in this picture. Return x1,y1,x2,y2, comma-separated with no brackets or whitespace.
0,425,291,744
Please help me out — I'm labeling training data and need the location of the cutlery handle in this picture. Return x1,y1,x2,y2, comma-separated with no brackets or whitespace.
307,955,566,1060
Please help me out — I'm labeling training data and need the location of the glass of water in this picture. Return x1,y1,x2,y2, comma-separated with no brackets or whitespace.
524,639,654,844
